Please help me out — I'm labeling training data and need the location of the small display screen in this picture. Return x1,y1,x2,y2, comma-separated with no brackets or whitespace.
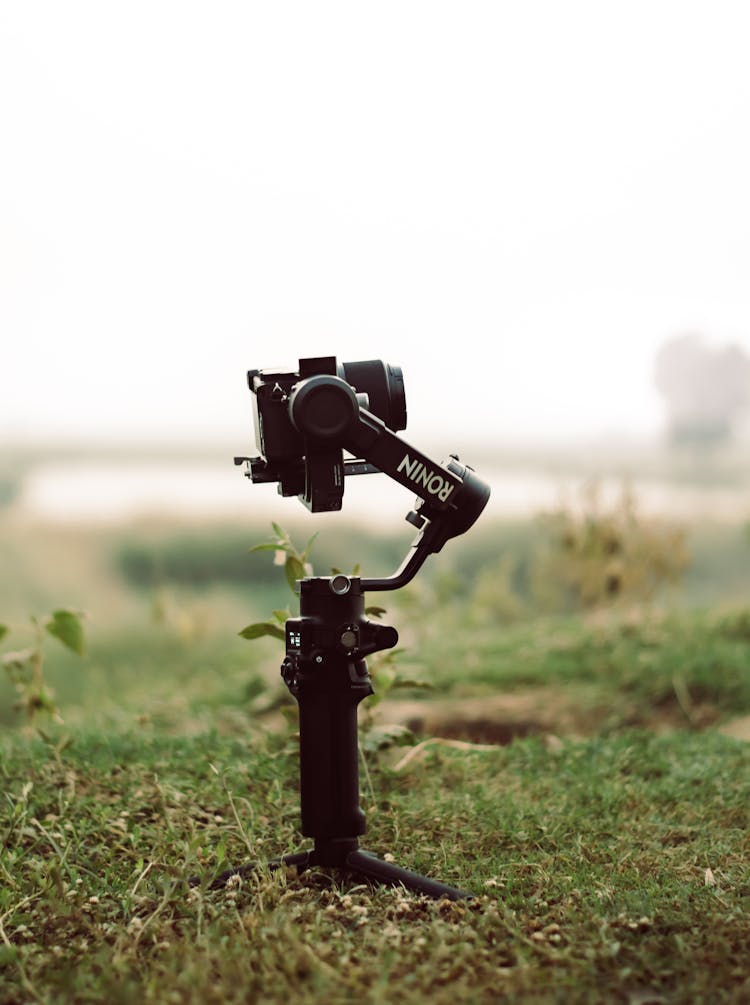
287,624,304,653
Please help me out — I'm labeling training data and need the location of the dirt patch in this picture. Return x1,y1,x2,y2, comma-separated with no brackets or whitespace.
372,688,727,745
372,690,596,745
255,685,735,745
719,715,750,741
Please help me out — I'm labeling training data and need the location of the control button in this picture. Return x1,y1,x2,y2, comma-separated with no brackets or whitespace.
340,629,357,649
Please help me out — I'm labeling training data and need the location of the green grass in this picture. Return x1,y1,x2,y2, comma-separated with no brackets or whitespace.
0,594,285,731
1,729,748,1004
4,598,750,739
408,607,750,724
2,513,750,1002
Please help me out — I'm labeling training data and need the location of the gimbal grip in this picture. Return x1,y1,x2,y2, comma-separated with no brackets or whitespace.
296,655,372,840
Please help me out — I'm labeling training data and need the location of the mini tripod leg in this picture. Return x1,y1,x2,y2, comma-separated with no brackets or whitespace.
196,843,471,899
345,849,472,900
191,850,312,890
307,839,470,898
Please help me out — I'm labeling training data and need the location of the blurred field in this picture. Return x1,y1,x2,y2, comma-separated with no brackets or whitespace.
1,483,749,732
2,459,750,1004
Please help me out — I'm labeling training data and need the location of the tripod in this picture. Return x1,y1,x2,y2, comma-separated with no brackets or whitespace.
203,569,472,900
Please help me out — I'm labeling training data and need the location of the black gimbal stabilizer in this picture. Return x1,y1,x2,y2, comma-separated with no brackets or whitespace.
224,356,490,899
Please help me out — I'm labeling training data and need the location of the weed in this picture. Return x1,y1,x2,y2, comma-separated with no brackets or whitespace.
1,609,86,729
533,482,690,611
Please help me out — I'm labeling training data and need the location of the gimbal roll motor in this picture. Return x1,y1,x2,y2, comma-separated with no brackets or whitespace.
222,355,491,899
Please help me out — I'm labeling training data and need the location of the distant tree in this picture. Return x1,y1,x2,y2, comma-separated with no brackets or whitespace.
654,334,750,447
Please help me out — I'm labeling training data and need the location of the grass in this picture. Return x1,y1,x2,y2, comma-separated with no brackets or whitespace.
406,606,750,726
4,596,750,739
2,512,750,1002
0,596,283,732
1,729,748,1003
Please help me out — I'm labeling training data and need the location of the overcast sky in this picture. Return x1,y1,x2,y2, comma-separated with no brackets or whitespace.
2,1,750,454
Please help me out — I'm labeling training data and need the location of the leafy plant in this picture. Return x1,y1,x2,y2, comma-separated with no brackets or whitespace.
533,482,690,611
238,524,422,717
238,522,317,642
1,609,86,728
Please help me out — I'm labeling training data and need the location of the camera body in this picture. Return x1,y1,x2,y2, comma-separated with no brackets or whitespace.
246,355,407,511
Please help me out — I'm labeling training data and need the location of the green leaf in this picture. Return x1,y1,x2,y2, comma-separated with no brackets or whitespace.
285,556,306,593
238,622,286,641
249,542,281,553
271,521,286,542
272,609,291,625
365,606,387,619
360,723,414,754
0,624,8,643
45,609,86,655
301,532,319,562
372,663,398,697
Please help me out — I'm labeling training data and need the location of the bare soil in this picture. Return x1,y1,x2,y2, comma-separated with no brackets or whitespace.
373,688,743,745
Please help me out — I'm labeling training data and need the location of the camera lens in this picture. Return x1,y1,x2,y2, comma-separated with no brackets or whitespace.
339,360,407,432
289,376,359,440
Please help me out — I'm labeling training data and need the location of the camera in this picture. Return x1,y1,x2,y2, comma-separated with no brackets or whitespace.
242,355,407,511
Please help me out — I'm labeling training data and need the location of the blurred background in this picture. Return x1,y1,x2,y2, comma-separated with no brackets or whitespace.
2,2,750,729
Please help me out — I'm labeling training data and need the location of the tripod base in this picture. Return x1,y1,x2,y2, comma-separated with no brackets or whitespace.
194,838,471,901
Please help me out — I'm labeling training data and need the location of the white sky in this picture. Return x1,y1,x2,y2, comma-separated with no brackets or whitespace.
2,1,750,452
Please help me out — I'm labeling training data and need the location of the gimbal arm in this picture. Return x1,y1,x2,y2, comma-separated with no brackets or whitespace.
357,453,490,592
289,373,491,591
